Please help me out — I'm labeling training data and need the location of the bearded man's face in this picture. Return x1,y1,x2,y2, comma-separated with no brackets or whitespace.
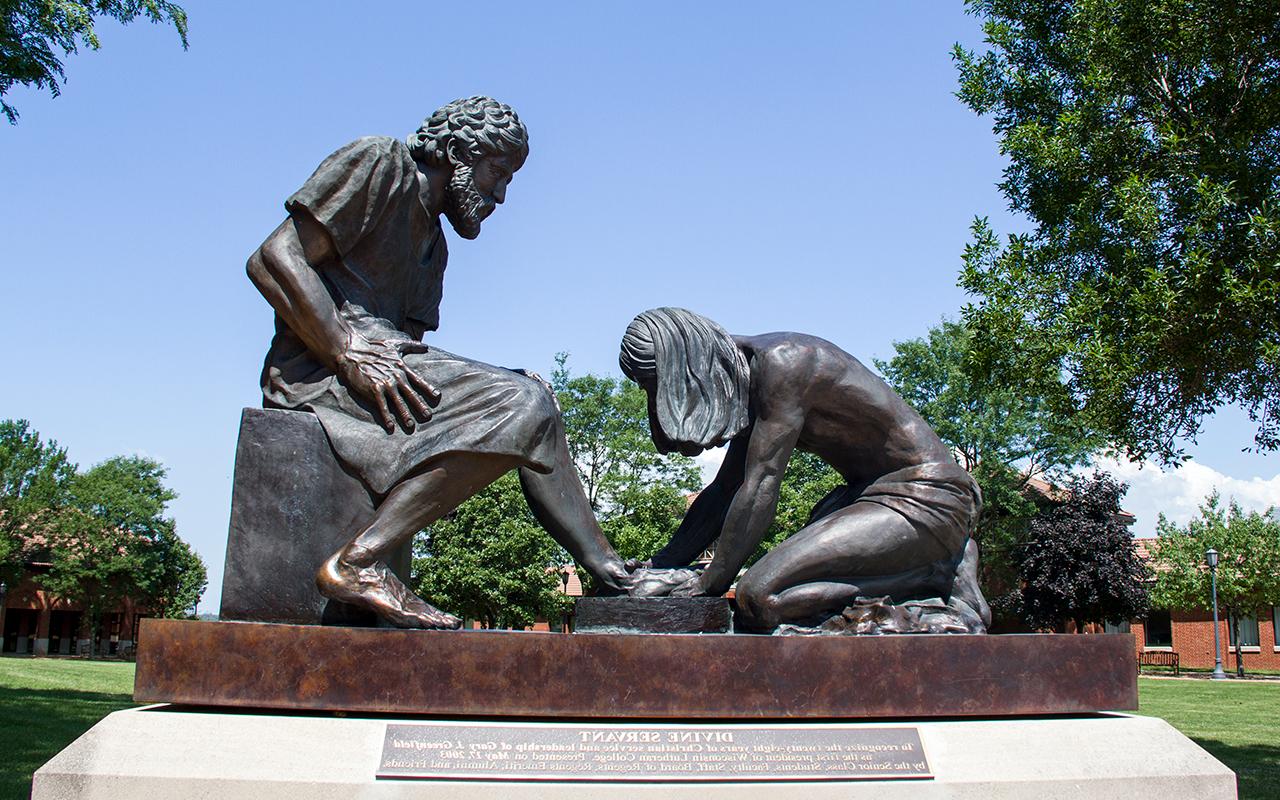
443,154,516,240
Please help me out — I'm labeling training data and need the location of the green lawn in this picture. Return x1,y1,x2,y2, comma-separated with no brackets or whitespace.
1136,676,1280,800
0,659,1276,799
0,656,137,800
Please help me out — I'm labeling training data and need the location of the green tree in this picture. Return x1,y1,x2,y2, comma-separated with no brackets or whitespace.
39,505,145,655
0,425,204,639
875,319,1100,612
78,457,206,619
1012,471,1151,633
0,420,76,588
69,456,175,539
875,320,1099,484
604,481,693,566
1150,492,1280,676
144,526,206,618
1,0,188,123
42,456,204,650
552,355,701,562
412,473,568,629
955,0,1280,463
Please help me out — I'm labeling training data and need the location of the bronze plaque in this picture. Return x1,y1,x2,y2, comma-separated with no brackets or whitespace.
378,722,931,782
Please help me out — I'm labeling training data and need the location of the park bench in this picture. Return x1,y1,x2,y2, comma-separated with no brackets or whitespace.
1138,650,1180,676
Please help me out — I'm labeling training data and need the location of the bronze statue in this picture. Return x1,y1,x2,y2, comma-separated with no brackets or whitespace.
618,308,990,634
246,97,631,629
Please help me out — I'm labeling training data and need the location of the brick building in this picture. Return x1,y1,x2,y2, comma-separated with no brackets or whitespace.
1112,539,1280,671
0,566,145,657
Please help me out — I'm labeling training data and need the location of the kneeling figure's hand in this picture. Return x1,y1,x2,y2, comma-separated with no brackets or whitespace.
668,572,711,598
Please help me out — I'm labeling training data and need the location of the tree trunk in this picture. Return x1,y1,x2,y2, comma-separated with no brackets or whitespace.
85,606,100,658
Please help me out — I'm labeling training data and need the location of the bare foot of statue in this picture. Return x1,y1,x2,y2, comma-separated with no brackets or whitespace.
316,553,461,629
628,566,703,597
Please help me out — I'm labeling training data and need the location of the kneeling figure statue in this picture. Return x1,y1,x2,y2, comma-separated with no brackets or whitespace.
619,308,990,635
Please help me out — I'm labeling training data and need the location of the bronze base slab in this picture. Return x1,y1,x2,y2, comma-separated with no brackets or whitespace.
134,619,1136,719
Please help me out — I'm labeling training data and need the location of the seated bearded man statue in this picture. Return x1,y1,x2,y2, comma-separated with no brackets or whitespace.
246,97,631,629
618,307,991,634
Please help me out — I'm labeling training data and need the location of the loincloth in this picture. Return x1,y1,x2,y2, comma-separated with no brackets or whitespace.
807,461,981,556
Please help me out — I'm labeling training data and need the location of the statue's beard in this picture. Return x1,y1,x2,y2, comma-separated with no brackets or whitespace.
442,164,493,240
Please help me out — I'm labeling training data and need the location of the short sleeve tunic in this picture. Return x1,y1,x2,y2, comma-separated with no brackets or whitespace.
259,137,557,495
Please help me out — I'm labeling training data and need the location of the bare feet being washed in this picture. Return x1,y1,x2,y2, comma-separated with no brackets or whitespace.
628,566,703,597
316,553,461,629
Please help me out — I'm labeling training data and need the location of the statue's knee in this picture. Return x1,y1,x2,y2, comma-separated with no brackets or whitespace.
527,379,559,424
734,576,779,632
511,374,558,424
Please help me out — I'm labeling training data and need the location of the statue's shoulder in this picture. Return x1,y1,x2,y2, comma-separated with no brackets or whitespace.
287,136,421,245
746,332,828,366
295,136,419,204
320,135,414,168
747,332,864,388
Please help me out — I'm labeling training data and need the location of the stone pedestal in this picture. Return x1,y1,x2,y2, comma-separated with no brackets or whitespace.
32,706,1237,799
574,597,732,634
220,408,407,626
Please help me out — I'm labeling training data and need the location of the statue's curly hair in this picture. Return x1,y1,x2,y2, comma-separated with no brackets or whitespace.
406,96,528,167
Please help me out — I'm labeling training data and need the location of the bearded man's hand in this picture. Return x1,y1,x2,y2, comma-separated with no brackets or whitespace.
335,334,440,433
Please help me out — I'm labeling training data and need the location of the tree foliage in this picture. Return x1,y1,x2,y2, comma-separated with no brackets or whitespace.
1150,492,1280,675
40,456,206,649
552,355,701,562
1012,471,1151,632
955,0,1280,462
0,419,75,587
72,456,205,620
141,525,205,619
604,481,693,566
1,0,188,123
39,505,147,653
0,422,205,650
412,473,568,630
875,320,1099,482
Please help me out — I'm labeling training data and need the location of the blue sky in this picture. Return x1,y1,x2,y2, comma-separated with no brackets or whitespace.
2,2,1276,612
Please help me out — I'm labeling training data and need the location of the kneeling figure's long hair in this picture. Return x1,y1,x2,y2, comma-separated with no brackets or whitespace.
619,307,751,453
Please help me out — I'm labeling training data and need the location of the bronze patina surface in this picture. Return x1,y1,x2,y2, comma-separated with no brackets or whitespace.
135,620,1136,718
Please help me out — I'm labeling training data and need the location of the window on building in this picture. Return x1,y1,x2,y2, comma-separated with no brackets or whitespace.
1103,620,1131,634
49,610,80,656
107,612,121,655
2,609,38,654
1273,607,1279,647
1144,610,1173,648
1229,613,1260,648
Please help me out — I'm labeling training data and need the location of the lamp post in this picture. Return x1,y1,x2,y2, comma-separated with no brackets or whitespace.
1206,549,1227,680
559,568,572,634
